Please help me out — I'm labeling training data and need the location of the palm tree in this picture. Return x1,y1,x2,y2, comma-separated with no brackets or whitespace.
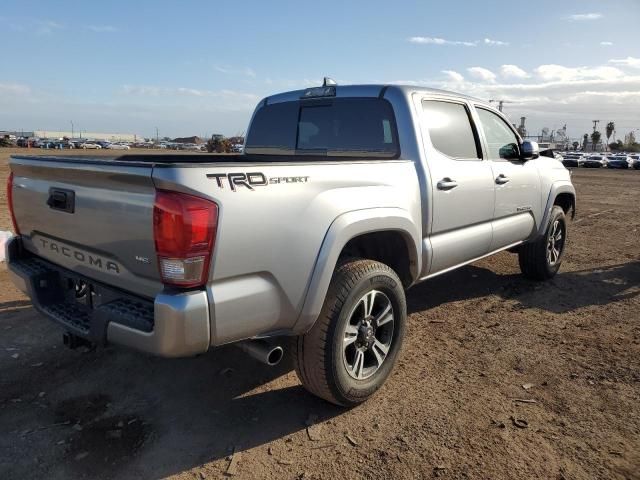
591,131,602,151
605,122,615,150
572,141,579,151
583,133,589,151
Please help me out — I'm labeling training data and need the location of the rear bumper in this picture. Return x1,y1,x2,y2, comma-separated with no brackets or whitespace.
6,237,210,357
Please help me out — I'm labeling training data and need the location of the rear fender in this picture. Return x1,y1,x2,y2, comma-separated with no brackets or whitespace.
292,208,420,334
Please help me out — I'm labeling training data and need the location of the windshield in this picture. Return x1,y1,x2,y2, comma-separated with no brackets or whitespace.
245,97,399,159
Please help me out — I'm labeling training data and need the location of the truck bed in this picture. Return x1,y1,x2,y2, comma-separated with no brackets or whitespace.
11,153,247,167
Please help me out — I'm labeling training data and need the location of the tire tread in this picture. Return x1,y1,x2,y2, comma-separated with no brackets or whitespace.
519,206,565,280
293,259,402,405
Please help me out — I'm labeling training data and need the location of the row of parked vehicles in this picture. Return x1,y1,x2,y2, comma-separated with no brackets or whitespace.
561,152,640,169
17,138,131,150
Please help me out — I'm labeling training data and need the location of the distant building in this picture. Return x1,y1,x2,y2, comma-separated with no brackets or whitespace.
0,130,35,138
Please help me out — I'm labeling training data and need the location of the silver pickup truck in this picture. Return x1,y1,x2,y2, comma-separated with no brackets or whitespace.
7,82,575,406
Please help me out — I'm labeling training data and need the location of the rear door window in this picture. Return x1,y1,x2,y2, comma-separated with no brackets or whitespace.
422,100,481,160
245,98,399,158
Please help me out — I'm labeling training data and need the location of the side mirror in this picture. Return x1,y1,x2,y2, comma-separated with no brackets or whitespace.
521,140,539,161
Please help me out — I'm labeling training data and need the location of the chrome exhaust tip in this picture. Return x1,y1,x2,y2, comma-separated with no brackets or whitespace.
237,339,283,366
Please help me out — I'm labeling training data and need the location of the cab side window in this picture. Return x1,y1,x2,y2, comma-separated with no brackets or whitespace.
422,100,481,160
476,108,520,160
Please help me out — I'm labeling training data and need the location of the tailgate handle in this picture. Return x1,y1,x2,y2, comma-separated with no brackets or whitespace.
47,188,75,213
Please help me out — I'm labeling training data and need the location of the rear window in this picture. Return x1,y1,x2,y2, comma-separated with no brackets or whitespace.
422,100,481,160
245,98,399,158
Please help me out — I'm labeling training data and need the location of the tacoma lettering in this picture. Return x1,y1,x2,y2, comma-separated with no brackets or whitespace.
38,238,120,273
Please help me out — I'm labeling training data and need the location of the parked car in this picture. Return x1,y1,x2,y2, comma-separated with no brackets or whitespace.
182,143,204,151
583,155,607,168
607,155,632,169
630,155,640,170
232,143,244,153
54,140,74,149
539,149,563,163
7,83,576,406
562,154,580,168
79,142,102,149
39,139,61,149
107,142,131,150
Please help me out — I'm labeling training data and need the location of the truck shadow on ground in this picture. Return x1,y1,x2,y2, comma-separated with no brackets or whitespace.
53,346,346,479
407,260,640,315
0,323,344,479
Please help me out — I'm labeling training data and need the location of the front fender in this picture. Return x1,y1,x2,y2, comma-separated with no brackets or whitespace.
292,207,421,334
535,181,576,238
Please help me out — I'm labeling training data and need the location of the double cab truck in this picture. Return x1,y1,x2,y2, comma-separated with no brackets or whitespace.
6,82,575,406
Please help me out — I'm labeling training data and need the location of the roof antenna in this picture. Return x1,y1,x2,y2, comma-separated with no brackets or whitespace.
323,77,337,87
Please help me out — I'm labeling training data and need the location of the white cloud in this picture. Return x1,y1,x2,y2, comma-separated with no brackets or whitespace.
500,65,529,79
600,41,613,46
393,61,640,138
534,64,623,81
484,38,509,46
568,13,602,21
409,36,477,47
35,20,64,35
409,36,508,47
86,25,117,33
120,85,259,105
609,56,640,69
467,67,497,82
0,83,31,96
215,65,257,77
442,70,464,82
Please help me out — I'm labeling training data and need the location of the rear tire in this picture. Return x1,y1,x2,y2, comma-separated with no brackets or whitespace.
519,206,567,280
292,259,406,406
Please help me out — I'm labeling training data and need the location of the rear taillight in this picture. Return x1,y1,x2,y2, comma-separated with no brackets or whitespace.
7,172,20,235
153,190,218,288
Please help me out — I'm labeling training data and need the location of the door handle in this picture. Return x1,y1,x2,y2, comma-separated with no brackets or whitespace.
47,188,75,213
437,178,458,190
495,174,510,185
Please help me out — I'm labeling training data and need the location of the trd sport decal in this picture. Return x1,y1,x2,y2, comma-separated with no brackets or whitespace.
206,172,309,191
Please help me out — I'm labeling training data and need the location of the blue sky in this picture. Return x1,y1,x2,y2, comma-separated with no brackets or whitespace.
1,0,639,140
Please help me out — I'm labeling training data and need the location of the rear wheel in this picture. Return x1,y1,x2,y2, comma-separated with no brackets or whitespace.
518,206,567,280
292,259,406,406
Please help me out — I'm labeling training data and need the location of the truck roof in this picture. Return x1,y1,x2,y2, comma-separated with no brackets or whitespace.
265,84,490,107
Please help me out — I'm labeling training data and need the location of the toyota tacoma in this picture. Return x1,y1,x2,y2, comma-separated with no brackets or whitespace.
6,81,575,406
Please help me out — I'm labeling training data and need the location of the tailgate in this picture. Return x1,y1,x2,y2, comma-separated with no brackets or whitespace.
10,156,162,299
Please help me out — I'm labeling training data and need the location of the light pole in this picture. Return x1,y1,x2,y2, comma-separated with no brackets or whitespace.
70,120,74,138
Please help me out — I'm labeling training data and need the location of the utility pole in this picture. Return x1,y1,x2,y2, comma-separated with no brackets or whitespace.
155,127,159,142
592,120,600,133
489,99,515,112
70,120,74,138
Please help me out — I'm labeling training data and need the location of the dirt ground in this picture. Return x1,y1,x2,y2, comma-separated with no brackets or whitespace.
0,148,638,480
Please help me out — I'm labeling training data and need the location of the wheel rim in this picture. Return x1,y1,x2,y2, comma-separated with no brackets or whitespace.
342,290,395,380
546,219,565,266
